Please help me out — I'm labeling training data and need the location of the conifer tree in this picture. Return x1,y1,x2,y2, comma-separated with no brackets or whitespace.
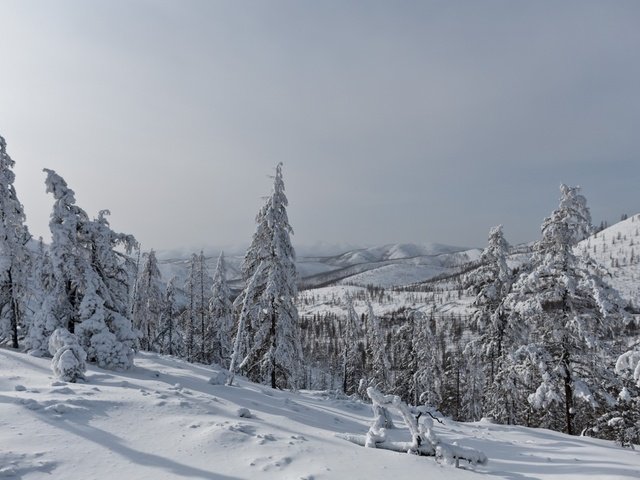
183,252,211,363
465,225,514,420
157,277,183,356
342,294,363,395
133,250,164,351
230,163,302,389
76,210,138,369
0,135,31,348
503,184,628,434
365,299,390,392
209,252,233,367
591,348,640,447
28,170,137,369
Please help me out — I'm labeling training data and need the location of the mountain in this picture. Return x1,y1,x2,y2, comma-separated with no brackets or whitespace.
1,347,638,479
157,242,478,291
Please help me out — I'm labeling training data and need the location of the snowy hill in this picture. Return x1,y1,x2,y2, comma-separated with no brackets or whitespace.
577,214,640,307
157,242,477,291
1,348,639,479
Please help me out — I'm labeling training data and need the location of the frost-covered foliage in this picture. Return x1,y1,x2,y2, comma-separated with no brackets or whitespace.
393,310,444,408
464,225,514,421
230,163,302,389
341,294,364,395
589,349,640,448
184,251,212,363
27,170,137,370
616,349,640,387
467,225,512,311
502,184,628,434
365,300,391,393
209,252,234,367
48,328,86,382
156,277,183,356
133,250,164,351
0,135,31,348
341,386,487,466
77,210,138,369
228,263,266,386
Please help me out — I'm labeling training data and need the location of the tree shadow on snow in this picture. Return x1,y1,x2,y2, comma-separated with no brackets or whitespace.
37,414,242,480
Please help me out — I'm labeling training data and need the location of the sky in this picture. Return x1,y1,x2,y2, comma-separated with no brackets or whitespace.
1,0,639,255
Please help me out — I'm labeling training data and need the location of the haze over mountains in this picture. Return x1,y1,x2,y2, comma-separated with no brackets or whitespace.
157,214,639,304
157,242,478,292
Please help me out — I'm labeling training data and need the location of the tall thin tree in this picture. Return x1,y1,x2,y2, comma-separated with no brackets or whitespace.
229,163,302,389
0,135,31,349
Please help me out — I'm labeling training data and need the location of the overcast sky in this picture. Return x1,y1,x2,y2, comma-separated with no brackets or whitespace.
1,1,639,254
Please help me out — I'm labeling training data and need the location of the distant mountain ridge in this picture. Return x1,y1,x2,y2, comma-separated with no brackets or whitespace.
155,213,640,297
157,241,476,290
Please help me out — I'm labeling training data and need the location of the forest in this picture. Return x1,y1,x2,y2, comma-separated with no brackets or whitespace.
1,133,639,450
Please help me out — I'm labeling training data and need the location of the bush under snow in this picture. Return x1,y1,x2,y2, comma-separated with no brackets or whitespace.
48,328,87,383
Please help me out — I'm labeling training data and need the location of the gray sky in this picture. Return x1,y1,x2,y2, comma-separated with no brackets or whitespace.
1,0,639,253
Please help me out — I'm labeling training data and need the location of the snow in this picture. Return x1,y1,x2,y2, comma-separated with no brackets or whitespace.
157,243,479,292
1,348,638,479
577,214,640,305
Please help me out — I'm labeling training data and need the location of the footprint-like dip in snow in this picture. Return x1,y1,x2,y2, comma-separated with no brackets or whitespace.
249,455,292,472
0,451,56,478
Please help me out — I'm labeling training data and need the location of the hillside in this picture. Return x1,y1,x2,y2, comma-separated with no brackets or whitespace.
1,348,639,479
157,242,476,292
577,214,640,307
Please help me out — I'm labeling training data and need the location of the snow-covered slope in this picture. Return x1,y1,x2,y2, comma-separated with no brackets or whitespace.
577,214,640,306
157,242,476,290
337,249,481,288
2,348,638,480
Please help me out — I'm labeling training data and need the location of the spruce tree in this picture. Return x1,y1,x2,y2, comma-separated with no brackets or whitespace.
0,135,31,349
157,277,183,356
465,225,514,420
503,184,629,434
27,169,137,369
209,252,234,367
342,294,363,395
592,348,640,447
133,250,164,351
229,163,302,389
365,299,390,393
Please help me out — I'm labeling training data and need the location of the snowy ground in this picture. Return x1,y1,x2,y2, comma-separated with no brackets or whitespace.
1,349,639,480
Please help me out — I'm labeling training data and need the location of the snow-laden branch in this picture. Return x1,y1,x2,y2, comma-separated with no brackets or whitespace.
338,387,487,467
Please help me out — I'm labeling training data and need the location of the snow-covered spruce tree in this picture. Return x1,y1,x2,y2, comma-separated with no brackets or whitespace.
342,294,364,395
184,251,212,363
365,299,391,392
209,252,234,367
463,225,520,422
28,170,137,369
503,184,628,435
466,225,513,383
392,310,444,408
229,163,302,389
26,169,90,355
27,239,55,354
590,348,640,447
156,277,183,356
133,249,164,351
0,135,31,349
76,210,138,369
227,262,266,386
